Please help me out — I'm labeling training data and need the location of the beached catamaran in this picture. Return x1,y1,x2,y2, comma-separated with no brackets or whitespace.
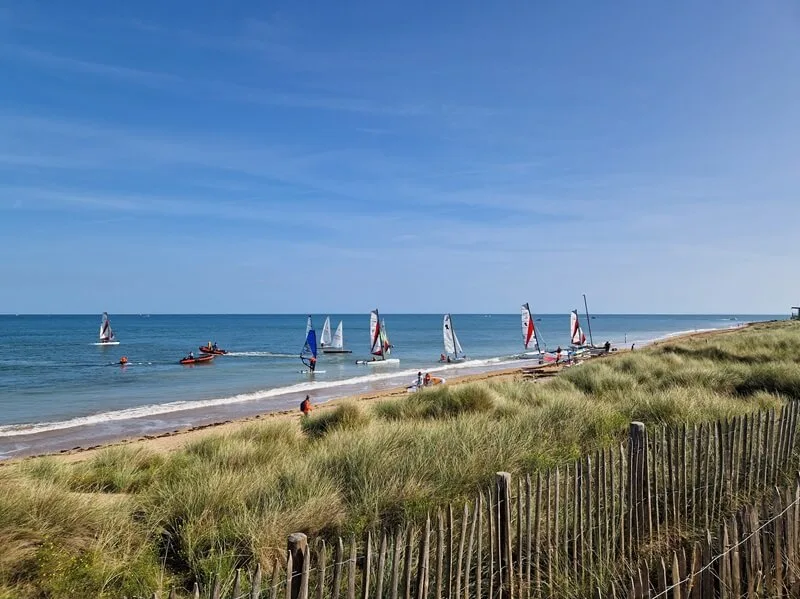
358,309,399,365
300,316,319,371
97,312,119,345
519,303,544,358
320,317,352,354
441,314,466,362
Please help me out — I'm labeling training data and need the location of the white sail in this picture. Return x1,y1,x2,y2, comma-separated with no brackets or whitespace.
306,315,313,335
521,304,537,350
453,329,463,356
443,313,465,358
443,314,455,355
332,321,344,350
99,312,115,342
320,317,332,347
570,310,586,346
380,319,392,357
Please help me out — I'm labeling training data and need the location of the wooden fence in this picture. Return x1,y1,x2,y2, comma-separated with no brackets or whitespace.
144,401,800,599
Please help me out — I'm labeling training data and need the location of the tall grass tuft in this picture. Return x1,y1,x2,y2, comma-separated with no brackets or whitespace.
301,402,370,438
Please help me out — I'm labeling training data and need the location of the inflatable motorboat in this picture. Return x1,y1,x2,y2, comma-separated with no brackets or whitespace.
199,345,228,355
180,354,215,365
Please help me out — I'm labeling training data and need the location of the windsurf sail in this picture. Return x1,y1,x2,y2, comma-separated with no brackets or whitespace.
99,312,115,342
332,321,344,350
301,315,318,367
320,317,332,347
521,303,539,350
443,314,464,359
570,310,587,346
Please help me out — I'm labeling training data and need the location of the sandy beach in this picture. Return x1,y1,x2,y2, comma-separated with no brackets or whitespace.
12,323,752,466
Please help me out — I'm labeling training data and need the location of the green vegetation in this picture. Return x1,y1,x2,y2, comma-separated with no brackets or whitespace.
0,319,797,597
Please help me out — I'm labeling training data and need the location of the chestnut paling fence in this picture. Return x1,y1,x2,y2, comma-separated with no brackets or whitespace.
143,401,800,599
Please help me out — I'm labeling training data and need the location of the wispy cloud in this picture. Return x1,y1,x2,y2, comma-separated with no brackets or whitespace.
0,44,179,86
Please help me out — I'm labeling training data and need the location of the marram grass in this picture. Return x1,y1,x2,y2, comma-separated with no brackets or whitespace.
0,319,797,597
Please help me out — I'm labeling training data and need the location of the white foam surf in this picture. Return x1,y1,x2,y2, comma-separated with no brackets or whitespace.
225,351,297,358
0,356,521,437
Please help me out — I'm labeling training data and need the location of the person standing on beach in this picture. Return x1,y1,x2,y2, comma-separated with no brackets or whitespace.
300,395,313,416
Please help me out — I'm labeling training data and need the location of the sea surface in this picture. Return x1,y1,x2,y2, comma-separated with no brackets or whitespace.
0,313,782,459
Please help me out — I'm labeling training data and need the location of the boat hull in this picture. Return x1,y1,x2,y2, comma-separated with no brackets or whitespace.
180,355,215,365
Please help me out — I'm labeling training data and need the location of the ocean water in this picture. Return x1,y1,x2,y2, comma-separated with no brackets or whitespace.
0,313,782,458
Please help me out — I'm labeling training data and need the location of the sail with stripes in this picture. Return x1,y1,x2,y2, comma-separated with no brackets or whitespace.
570,310,587,346
99,312,115,343
370,310,383,357
521,303,538,350
301,315,318,367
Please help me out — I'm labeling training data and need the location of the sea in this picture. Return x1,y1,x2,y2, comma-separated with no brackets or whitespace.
0,313,783,459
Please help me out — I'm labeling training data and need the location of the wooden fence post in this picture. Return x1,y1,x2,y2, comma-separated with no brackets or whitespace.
628,421,648,554
288,533,309,599
496,472,514,599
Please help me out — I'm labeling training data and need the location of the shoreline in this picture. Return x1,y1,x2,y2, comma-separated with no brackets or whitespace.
3,322,757,465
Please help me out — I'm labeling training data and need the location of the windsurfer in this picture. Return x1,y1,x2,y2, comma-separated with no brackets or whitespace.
309,356,317,372
300,395,313,416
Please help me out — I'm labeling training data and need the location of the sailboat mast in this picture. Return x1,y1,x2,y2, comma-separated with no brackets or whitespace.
583,294,595,347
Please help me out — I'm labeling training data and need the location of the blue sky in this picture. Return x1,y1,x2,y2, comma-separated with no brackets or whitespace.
1,1,798,314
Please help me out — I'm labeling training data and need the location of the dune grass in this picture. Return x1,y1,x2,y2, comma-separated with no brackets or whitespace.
0,319,797,597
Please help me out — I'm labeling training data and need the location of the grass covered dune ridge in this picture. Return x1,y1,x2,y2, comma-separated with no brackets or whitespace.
1,320,798,597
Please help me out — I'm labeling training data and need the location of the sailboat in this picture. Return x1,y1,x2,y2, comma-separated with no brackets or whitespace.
300,316,320,373
357,309,399,365
518,303,543,358
97,312,120,345
320,317,352,354
440,314,466,362
570,310,587,347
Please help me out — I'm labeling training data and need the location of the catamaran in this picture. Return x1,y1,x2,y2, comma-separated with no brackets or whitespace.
357,309,399,365
518,303,544,358
97,312,119,345
320,317,352,354
440,314,466,362
300,315,319,373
